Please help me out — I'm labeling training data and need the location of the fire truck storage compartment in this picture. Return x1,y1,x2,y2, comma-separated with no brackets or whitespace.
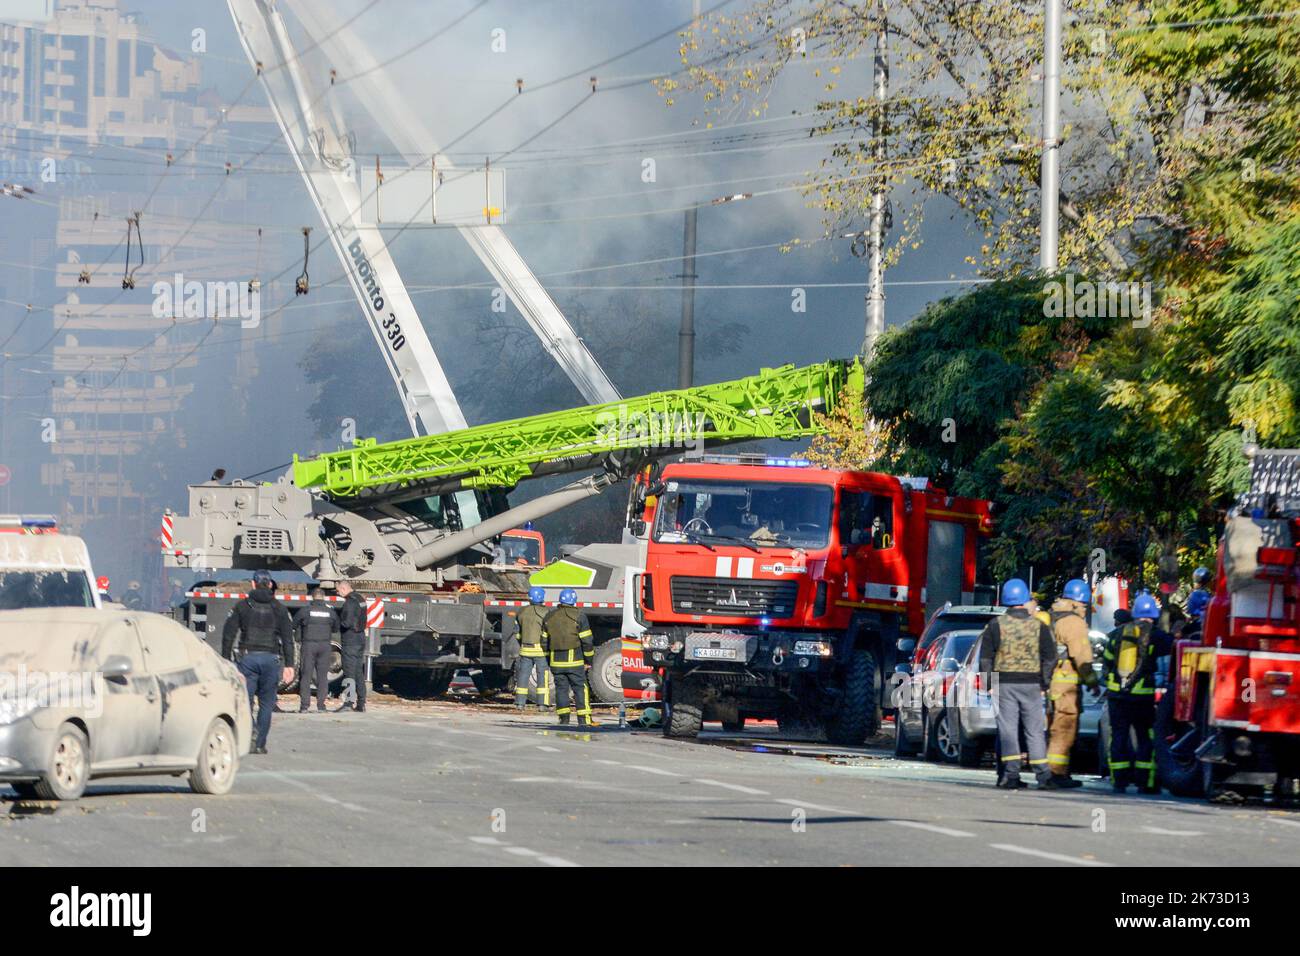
925,520,966,620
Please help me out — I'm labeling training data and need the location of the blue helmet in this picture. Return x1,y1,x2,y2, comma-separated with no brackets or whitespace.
1193,566,1212,587
528,586,546,605
1062,578,1091,604
252,569,273,589
1132,592,1160,621
558,588,578,606
1000,578,1030,606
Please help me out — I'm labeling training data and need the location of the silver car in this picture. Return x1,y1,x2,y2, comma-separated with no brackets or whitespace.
0,607,251,800
949,628,1107,773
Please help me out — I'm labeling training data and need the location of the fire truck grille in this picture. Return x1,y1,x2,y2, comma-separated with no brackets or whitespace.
670,576,799,617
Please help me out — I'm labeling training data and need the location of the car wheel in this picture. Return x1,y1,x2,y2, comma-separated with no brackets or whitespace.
588,641,624,704
189,718,239,795
34,723,89,801
893,711,920,757
930,709,960,764
955,712,982,767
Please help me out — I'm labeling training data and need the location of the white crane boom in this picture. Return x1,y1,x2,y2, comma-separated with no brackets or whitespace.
228,0,467,434
282,0,621,407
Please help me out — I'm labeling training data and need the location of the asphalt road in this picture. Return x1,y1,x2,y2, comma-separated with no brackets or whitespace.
4,694,1299,866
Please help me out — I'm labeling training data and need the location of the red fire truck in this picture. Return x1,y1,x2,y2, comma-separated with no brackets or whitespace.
636,455,994,745
1157,449,1300,801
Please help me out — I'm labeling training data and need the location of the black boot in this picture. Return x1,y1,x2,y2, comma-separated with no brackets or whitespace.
558,714,571,725
997,774,1027,790
1050,775,1083,789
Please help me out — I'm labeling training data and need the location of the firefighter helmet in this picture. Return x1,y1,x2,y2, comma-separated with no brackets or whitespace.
1132,592,1160,620
528,586,546,604
559,588,578,606
1062,578,1091,604
1000,578,1030,606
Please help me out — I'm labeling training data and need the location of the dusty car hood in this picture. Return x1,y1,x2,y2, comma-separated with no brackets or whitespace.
0,608,128,673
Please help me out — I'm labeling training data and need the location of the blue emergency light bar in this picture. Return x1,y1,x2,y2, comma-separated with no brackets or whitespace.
0,515,58,528
763,458,811,468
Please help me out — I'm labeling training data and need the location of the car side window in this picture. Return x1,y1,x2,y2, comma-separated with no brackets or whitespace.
840,491,895,549
136,617,191,675
98,621,147,672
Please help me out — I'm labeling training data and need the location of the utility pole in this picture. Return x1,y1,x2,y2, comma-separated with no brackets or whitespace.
863,2,889,361
677,206,698,388
1039,0,1062,273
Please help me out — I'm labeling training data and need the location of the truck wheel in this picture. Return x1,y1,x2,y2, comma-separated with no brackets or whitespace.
189,718,239,795
35,723,89,801
279,644,300,694
1154,688,1204,797
664,678,703,739
429,667,454,697
824,648,879,747
588,641,624,704
327,642,345,696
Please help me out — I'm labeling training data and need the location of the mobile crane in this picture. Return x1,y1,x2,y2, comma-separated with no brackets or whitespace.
164,361,861,698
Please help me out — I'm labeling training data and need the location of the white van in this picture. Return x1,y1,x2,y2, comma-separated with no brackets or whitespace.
0,516,100,611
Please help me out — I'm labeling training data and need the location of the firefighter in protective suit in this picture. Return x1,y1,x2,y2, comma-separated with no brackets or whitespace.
508,587,551,710
1103,592,1172,794
542,589,594,727
1046,579,1099,787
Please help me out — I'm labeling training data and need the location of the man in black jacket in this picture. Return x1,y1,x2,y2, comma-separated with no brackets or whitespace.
293,582,339,713
336,581,368,712
222,570,294,753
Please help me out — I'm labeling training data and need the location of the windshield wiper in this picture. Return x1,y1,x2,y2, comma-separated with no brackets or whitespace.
698,533,761,553
683,530,716,552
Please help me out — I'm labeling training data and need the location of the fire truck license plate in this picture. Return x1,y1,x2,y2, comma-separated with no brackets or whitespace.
693,647,738,660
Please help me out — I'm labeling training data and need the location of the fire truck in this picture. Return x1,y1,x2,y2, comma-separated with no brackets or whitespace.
1156,449,1300,801
636,457,994,745
163,361,861,700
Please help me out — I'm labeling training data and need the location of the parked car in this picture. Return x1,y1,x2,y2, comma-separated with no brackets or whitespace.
948,628,1108,773
0,607,251,800
893,627,982,762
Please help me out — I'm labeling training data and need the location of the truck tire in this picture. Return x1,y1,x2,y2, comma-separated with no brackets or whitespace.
824,648,879,747
35,723,89,801
664,678,703,739
1154,688,1204,797
189,718,239,795
588,640,624,704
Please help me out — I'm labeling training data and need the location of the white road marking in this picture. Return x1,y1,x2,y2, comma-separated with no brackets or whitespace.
505,846,542,857
537,746,561,753
695,779,769,795
470,836,505,846
889,820,975,838
539,855,581,867
989,843,1113,867
1141,826,1206,836
1271,817,1300,829
625,764,683,777
510,776,559,783
467,837,580,867
261,770,371,813
593,759,623,765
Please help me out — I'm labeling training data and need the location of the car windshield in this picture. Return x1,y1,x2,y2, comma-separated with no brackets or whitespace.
0,569,95,609
653,479,834,549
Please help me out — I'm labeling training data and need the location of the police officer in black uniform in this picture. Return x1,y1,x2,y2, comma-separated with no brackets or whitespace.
336,581,368,712
294,582,339,713
222,570,294,753
542,589,594,727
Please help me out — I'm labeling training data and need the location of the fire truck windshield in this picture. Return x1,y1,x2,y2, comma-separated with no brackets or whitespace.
654,479,834,549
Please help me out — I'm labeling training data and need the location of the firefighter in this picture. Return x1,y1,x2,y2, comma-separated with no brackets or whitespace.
542,588,594,727
1102,592,1172,794
336,581,368,713
121,580,145,610
221,570,294,754
1046,578,1100,787
978,578,1057,789
1185,566,1213,624
293,582,339,713
508,587,551,710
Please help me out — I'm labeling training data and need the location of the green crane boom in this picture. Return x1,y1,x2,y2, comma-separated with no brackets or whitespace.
293,359,863,500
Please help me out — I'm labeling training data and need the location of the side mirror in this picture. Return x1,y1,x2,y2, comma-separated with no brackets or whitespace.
896,638,917,656
101,654,133,683
894,663,912,676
